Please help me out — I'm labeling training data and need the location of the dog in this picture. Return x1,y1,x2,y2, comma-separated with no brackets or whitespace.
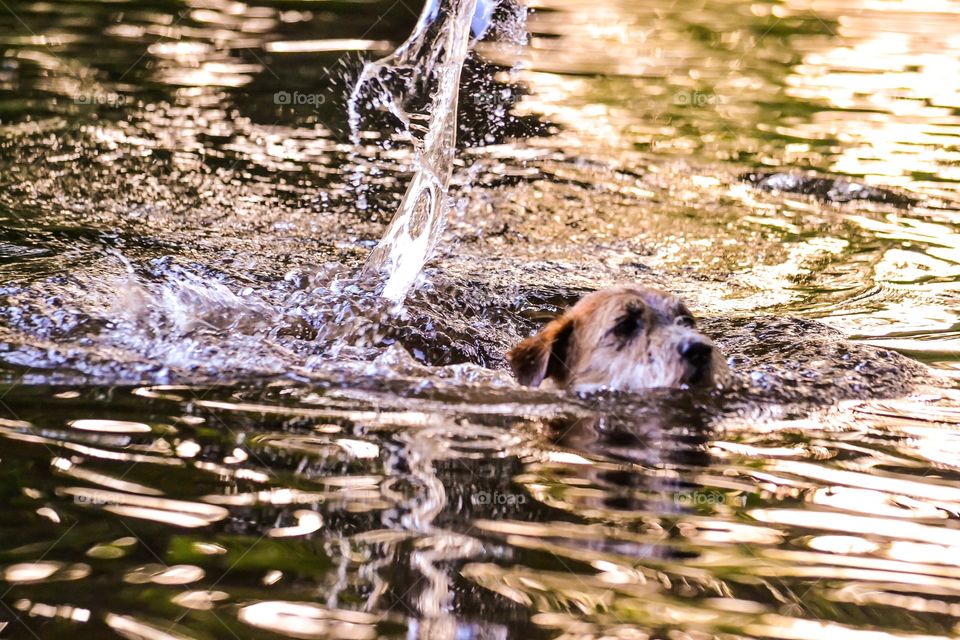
508,285,728,391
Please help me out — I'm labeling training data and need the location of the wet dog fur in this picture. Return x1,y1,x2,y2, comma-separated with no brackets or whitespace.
508,285,728,391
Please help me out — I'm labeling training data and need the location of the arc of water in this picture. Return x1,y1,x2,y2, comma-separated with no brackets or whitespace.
350,0,483,304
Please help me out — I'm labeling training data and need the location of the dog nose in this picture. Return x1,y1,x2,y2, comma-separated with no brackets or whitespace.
678,341,712,369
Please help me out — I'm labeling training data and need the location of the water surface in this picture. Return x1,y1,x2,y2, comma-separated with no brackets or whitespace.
2,0,960,638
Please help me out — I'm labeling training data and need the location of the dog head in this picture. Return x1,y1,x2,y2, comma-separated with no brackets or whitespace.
508,286,728,391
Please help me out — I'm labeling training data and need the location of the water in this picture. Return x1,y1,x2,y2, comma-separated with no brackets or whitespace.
2,0,960,638
350,0,479,303
350,0,522,303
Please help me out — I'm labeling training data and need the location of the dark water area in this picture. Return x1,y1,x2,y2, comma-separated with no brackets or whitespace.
3,0,960,638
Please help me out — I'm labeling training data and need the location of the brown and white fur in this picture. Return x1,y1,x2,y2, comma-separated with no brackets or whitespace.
508,285,728,391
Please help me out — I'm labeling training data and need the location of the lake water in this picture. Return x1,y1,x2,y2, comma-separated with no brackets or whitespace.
2,0,960,638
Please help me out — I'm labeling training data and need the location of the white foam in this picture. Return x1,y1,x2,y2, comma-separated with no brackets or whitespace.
349,0,481,303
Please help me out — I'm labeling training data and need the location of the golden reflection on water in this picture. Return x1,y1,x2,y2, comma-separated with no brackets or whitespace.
4,386,960,637
515,0,960,198
784,0,960,189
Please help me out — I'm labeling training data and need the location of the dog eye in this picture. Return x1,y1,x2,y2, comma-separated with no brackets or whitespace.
612,308,644,338
676,315,696,328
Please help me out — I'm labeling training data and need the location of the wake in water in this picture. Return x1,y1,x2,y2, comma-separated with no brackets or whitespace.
0,0,534,387
349,0,526,303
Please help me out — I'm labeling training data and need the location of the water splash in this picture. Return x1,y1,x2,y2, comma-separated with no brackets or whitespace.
349,0,484,304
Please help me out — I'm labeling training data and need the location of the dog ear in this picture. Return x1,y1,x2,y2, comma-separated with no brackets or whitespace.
508,318,573,388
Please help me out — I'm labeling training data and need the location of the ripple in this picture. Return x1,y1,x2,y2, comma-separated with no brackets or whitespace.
57,488,230,527
68,419,153,434
106,614,196,640
2,0,960,638
237,601,382,639
171,590,230,610
2,562,90,584
751,509,960,547
124,564,205,586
